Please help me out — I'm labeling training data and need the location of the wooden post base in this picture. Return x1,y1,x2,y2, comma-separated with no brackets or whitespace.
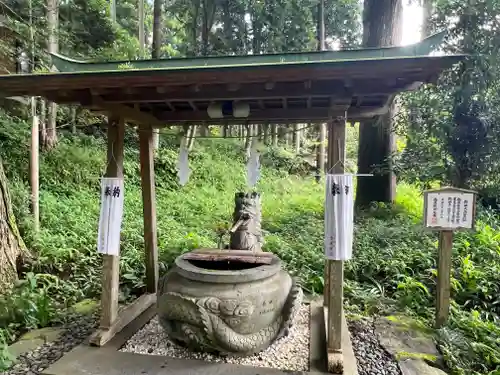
323,307,359,375
90,293,156,347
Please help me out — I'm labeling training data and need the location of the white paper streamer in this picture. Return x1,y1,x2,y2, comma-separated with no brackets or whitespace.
246,141,261,188
324,174,354,260
177,138,191,186
97,177,124,256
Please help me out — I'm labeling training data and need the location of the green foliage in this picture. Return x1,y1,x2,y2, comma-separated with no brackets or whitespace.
1,115,500,374
0,331,15,372
396,0,500,201
0,272,65,370
350,184,500,374
439,308,500,375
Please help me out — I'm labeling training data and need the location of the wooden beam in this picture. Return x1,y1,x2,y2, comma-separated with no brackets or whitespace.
91,96,165,128
90,293,156,346
92,80,408,104
156,106,379,123
99,116,125,332
138,126,159,294
325,116,346,373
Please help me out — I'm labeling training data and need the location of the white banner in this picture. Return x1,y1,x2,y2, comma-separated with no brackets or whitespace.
97,177,124,256
325,174,354,260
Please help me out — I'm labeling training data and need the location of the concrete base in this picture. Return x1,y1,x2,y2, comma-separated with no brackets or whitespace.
43,300,331,375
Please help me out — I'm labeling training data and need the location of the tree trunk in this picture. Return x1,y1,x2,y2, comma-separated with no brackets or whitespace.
294,124,300,154
245,124,252,159
271,124,278,146
421,0,433,39
0,158,30,289
263,123,269,145
188,125,197,151
39,99,47,145
139,0,145,58
45,0,59,149
201,0,216,56
189,0,200,56
356,0,402,208
200,124,209,137
318,0,325,51
258,124,263,142
71,106,77,134
151,0,162,151
318,123,326,172
152,0,162,59
284,124,291,146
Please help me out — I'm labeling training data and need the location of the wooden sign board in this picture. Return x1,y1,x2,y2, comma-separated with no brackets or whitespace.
423,187,477,231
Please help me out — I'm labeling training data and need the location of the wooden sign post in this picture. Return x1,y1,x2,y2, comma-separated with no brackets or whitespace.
423,187,477,328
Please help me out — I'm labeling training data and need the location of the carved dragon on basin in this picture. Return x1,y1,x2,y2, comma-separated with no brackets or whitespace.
158,273,302,354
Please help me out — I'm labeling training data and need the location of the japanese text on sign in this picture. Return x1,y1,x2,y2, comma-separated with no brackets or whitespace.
97,177,124,256
424,189,475,230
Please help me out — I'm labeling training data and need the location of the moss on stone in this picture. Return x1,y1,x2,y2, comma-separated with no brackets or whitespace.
395,351,438,362
386,315,434,336
70,299,99,315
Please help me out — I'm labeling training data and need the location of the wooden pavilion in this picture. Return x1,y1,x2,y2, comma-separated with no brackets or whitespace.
0,31,464,373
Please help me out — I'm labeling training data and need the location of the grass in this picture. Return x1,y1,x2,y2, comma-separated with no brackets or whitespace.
0,114,499,374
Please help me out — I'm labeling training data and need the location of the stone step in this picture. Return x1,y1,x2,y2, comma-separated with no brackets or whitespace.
42,345,329,375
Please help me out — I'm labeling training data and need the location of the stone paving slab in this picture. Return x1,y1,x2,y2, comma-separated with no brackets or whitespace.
42,302,331,375
375,315,446,375
42,345,327,375
8,327,64,358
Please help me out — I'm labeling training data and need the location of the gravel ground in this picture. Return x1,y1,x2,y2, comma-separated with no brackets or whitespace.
120,304,310,372
5,312,99,375
348,318,402,375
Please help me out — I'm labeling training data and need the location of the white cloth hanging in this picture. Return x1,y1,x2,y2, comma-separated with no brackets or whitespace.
177,138,191,186
97,177,124,256
246,140,261,188
324,174,354,260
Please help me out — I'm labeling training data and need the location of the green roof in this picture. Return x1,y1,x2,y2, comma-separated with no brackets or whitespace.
0,30,466,125
51,31,449,73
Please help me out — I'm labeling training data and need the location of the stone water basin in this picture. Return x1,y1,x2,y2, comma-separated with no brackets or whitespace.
157,249,302,355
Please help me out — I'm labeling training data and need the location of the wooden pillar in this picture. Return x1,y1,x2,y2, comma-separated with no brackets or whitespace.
139,125,159,294
100,116,125,330
91,117,157,347
325,117,346,373
436,230,453,327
